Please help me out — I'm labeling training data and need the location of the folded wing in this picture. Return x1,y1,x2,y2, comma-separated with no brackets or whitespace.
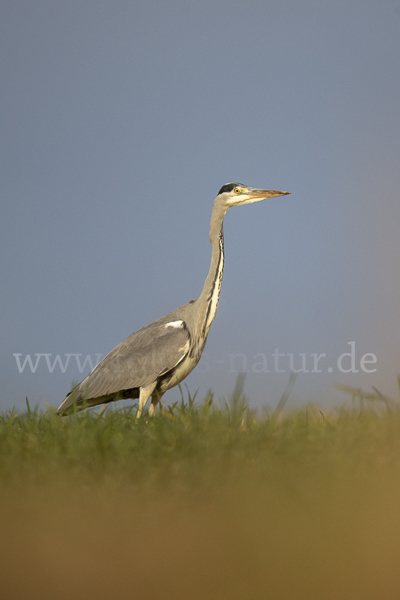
59,321,190,411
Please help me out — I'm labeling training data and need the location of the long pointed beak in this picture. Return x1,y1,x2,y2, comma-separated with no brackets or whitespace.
248,188,290,200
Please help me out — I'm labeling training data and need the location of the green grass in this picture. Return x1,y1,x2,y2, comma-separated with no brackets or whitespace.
1,383,400,599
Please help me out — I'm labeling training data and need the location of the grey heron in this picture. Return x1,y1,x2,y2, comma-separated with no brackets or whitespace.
57,183,289,417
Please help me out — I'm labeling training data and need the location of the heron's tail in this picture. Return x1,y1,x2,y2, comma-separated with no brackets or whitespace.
56,386,84,415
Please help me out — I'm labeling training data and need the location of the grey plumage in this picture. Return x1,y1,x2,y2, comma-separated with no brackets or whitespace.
57,183,289,417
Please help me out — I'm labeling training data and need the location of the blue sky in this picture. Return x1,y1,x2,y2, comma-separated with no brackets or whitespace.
1,0,400,412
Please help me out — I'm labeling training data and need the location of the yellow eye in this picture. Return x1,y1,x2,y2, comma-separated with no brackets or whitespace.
234,187,241,194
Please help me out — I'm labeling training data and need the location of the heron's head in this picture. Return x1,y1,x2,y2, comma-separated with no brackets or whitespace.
216,182,290,208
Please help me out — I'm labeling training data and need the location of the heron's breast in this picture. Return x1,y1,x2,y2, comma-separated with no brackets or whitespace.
158,354,199,393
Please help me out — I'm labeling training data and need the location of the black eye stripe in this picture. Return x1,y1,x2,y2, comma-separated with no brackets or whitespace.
218,182,246,195
218,183,236,195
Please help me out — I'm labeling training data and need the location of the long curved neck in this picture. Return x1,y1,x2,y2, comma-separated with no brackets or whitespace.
196,201,228,338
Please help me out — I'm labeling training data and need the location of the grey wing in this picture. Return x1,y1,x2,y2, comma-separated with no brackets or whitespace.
73,323,190,400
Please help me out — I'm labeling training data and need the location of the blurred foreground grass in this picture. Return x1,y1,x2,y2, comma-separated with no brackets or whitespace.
1,385,400,599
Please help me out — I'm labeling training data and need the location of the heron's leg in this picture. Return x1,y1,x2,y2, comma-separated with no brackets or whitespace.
136,382,157,419
149,391,165,416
